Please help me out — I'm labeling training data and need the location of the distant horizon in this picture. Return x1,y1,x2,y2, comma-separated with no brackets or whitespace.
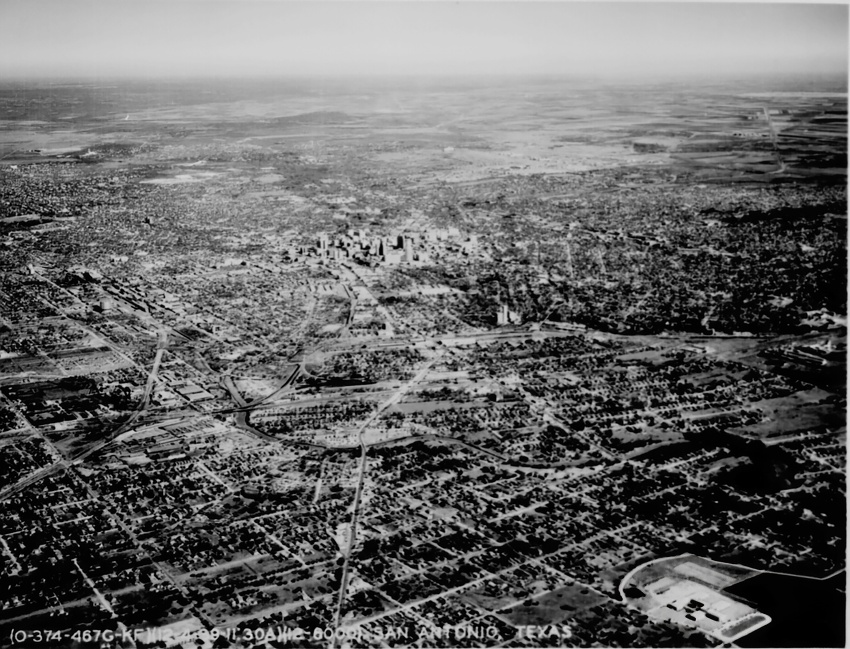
1,1,846,81
1,70,847,91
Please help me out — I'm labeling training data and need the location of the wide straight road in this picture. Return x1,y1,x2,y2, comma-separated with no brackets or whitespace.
330,353,440,644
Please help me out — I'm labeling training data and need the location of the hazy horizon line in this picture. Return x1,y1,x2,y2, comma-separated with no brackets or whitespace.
2,1,845,86
2,69,847,85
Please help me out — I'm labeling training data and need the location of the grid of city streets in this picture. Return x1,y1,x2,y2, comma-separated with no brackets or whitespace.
0,23,847,649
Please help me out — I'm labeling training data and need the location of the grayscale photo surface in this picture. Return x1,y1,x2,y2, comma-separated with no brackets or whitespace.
0,1,846,648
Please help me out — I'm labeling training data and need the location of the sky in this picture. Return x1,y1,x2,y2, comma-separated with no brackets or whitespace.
0,1,847,80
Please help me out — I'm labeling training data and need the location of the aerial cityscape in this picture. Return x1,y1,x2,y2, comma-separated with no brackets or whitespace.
0,1,846,648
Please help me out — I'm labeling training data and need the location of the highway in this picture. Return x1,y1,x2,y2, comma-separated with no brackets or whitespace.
252,361,303,405
0,461,67,502
330,353,440,644
72,329,168,463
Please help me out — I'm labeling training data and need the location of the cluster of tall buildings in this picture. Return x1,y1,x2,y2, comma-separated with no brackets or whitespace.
282,226,483,268
309,228,472,266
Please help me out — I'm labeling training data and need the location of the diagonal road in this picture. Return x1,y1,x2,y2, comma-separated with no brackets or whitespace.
73,330,168,463
330,352,441,644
